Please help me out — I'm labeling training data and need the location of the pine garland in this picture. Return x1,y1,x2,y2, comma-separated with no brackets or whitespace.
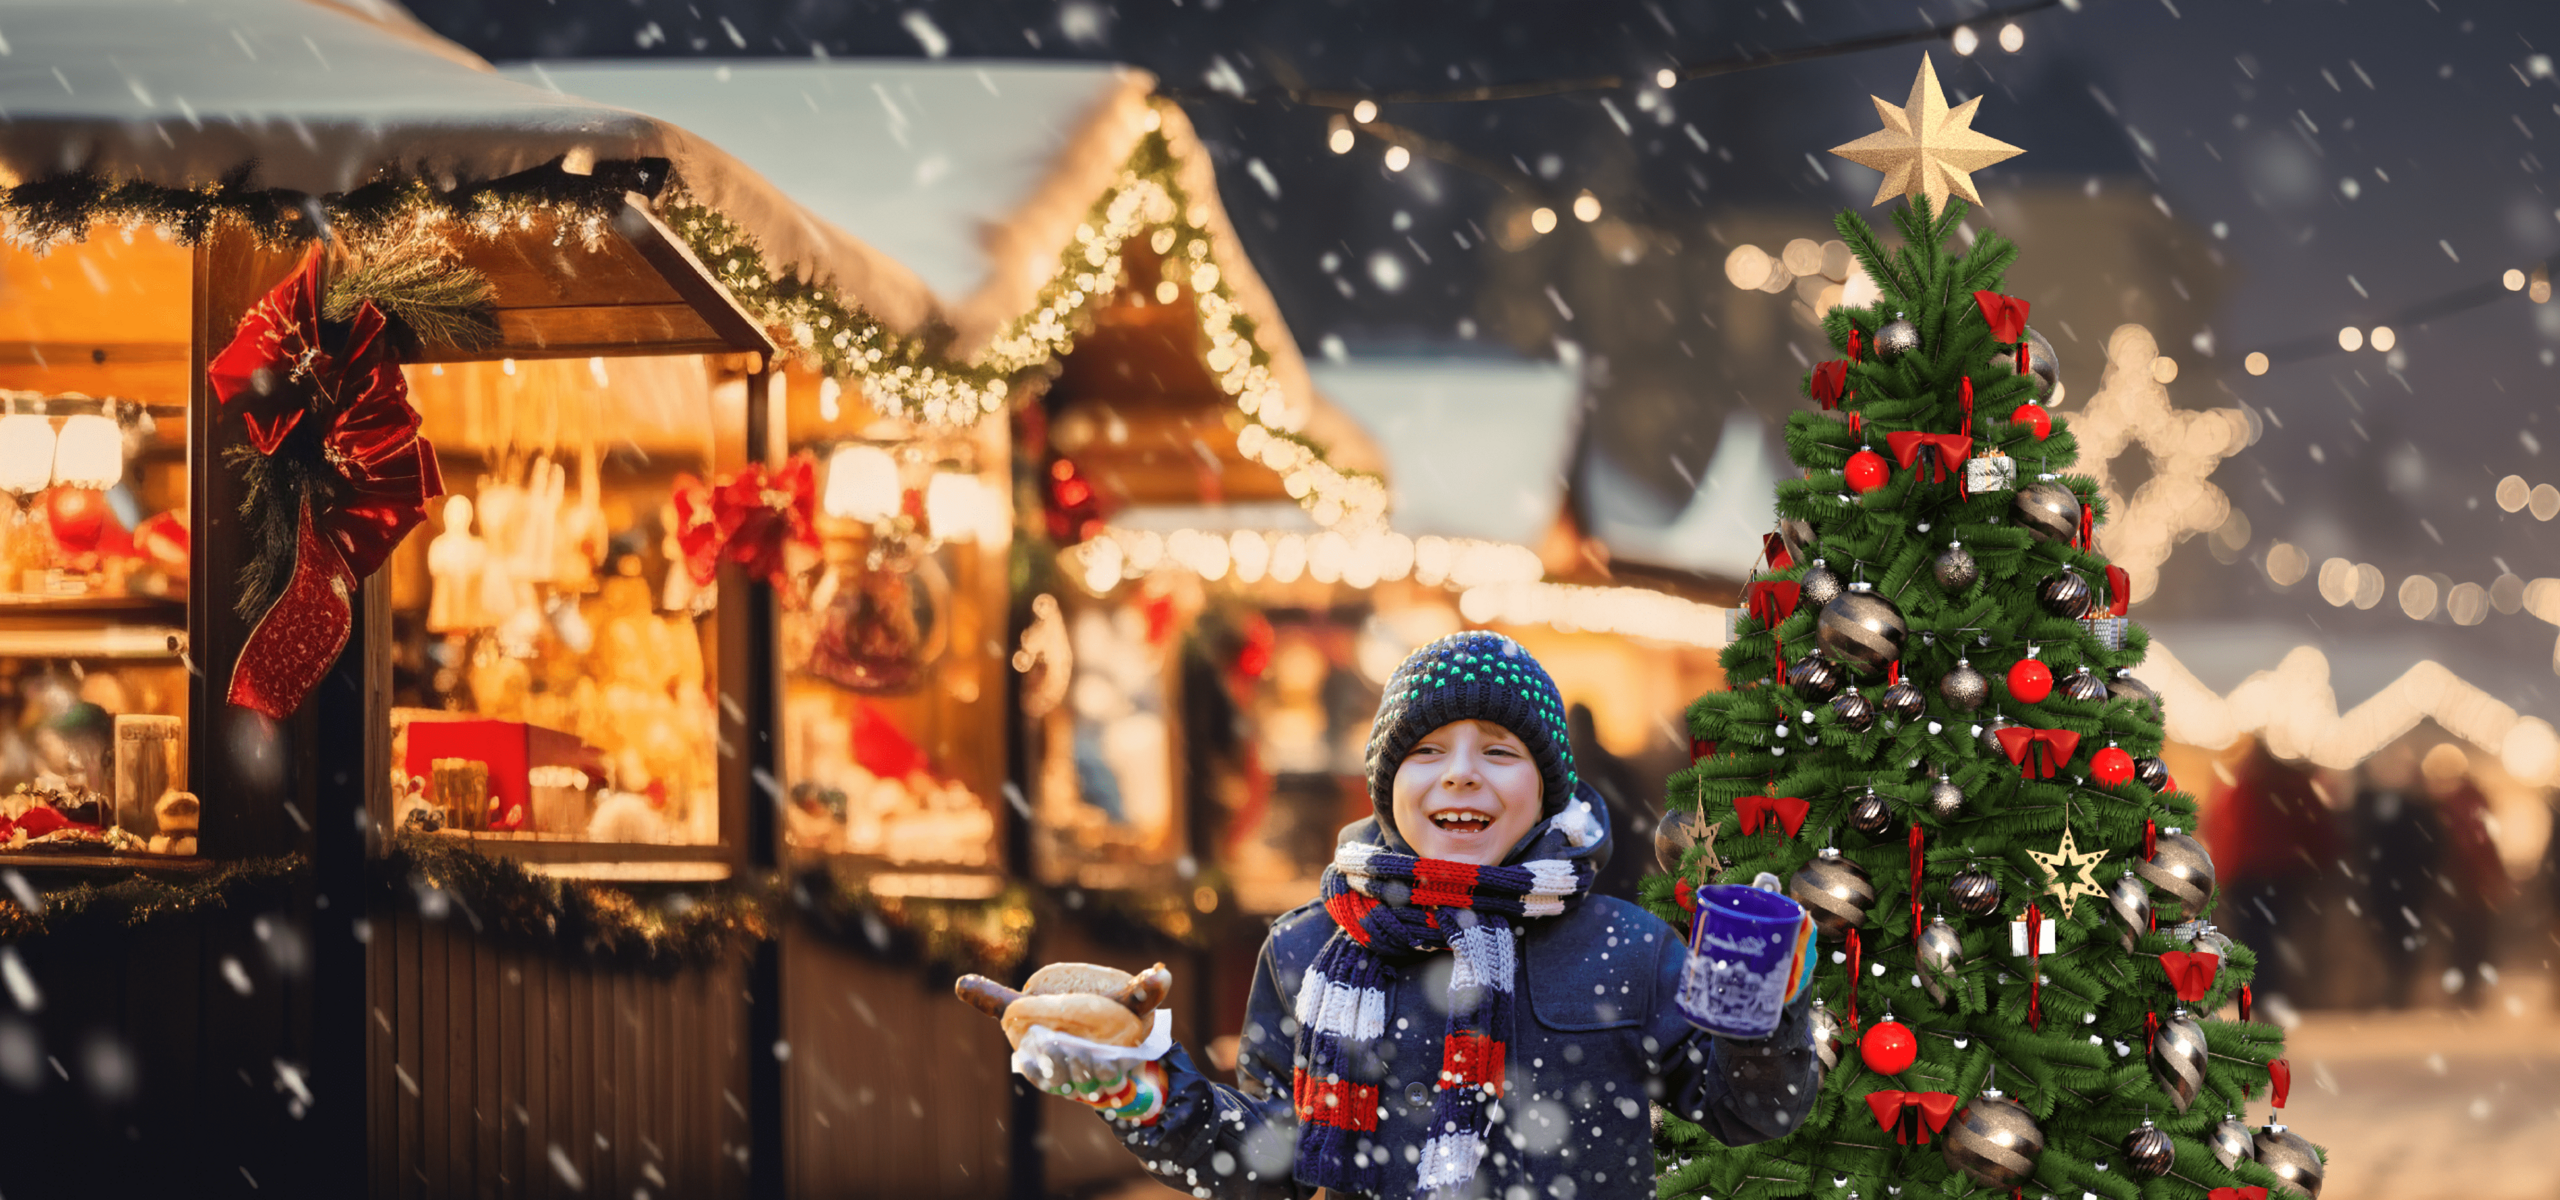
791,861,1038,977
1647,196,2300,1200
0,855,305,941
381,832,771,969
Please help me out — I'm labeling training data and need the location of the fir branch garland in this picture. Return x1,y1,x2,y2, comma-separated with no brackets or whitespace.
381,832,772,969
0,855,306,941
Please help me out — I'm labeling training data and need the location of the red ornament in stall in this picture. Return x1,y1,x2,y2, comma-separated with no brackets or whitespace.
2090,746,2135,787
2006,658,2053,704
1845,449,1891,494
1861,1018,1918,1074
2010,403,2051,440
43,486,111,553
673,454,820,593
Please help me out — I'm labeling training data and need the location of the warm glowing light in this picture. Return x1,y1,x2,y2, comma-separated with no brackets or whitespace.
822,444,901,522
1458,582,1728,648
1529,207,1559,235
1383,145,1411,172
1328,127,1356,155
0,414,56,496
2244,352,2269,375
1723,244,1771,289
1951,26,1980,55
2264,541,2309,586
1998,22,2025,52
2337,326,2364,352
2399,574,2440,620
50,414,122,489
2507,268,2529,291
924,473,999,543
1656,68,1678,88
2369,325,2397,352
1572,192,1602,223
1351,100,1378,124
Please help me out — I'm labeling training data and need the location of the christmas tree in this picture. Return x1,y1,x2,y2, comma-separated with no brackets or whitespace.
1644,58,2323,1200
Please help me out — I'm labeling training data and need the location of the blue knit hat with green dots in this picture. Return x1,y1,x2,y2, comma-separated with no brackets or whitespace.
1365,630,1577,820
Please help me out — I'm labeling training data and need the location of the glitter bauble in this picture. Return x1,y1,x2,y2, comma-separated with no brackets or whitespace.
1799,559,1845,609
1917,917,1965,1005
2209,1113,2256,1170
2190,923,2236,961
1655,805,1708,874
1789,847,1876,939
2124,1121,2176,1179
1777,518,1818,567
1933,541,1980,592
2134,756,2172,792
1879,679,1927,723
2061,667,2109,703
1943,1089,2044,1188
2152,1009,2208,1113
1940,660,1989,712
2253,1125,2324,1199
2109,672,2161,718
1989,326,2062,405
1831,690,1877,733
1927,774,1965,819
1787,653,1845,702
1948,869,2002,916
2136,829,2218,922
2013,480,2080,544
2104,872,2151,950
2038,571,2094,619
1815,589,1908,676
1875,316,1921,360
1978,713,2010,758
1848,790,1894,835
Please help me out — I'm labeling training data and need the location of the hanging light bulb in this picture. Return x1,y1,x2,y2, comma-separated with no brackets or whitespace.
822,444,900,523
923,472,989,543
0,414,58,496
51,413,123,489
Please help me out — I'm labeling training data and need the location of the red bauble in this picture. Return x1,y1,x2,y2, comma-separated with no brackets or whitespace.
2011,403,2051,440
1859,1018,1918,1075
1845,449,1891,494
2090,746,2135,787
44,486,110,553
2006,659,2053,704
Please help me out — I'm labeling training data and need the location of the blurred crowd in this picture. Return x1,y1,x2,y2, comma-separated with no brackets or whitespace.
2199,732,2554,1016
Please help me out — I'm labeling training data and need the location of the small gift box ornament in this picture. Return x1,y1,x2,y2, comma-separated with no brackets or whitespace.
2083,616,2130,651
1964,447,2017,494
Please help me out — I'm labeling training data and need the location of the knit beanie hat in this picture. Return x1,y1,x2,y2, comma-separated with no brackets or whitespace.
1365,631,1577,829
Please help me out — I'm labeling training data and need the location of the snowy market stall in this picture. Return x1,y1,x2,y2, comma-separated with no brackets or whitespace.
503,57,1387,1196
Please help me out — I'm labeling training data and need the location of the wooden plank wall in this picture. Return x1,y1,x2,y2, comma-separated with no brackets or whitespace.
368,903,753,1199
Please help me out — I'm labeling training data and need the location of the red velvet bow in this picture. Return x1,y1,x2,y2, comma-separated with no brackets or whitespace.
1747,581,1802,628
2211,1188,2270,1200
1973,291,2031,345
1995,727,2082,779
1885,432,1973,485
1865,1090,1958,1144
2269,1058,2292,1108
1735,794,1810,838
1810,361,1851,408
674,454,820,593
209,247,444,719
2105,564,2131,616
2161,950,2222,1002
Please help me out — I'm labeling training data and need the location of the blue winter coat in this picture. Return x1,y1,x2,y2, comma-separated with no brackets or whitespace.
1103,831,1819,1198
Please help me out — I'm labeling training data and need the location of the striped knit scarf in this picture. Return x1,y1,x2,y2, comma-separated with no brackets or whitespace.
1292,796,1602,1199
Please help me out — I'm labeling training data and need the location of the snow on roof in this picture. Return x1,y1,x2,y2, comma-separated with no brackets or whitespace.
1310,358,1579,545
505,61,1146,339
0,0,934,333
1583,410,1792,581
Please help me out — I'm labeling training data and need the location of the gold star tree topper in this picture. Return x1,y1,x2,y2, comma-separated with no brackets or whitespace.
1830,54,2024,209
2027,827,2108,919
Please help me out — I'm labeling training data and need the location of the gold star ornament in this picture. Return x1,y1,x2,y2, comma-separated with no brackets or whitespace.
1830,54,2024,209
2026,827,2108,919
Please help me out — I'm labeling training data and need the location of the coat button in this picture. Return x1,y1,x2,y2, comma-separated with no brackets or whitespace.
1406,1082,1431,1108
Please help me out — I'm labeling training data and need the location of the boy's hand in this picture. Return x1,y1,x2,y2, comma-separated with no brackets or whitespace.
1024,1044,1168,1123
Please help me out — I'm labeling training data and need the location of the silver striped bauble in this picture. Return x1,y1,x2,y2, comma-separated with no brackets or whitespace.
1789,847,1874,940
1815,588,1908,676
1943,1089,2043,1187
2209,1112,2255,1169
2152,1009,2208,1113
2137,829,2218,922
2254,1124,2324,1198
2104,872,2152,950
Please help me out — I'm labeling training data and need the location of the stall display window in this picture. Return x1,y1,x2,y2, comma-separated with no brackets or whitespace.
0,229,195,858
385,357,737,850
776,378,1009,888
1026,585,1187,890
1215,611,1383,913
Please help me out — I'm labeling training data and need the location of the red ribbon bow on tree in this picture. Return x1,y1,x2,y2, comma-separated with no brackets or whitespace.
1973,291,2031,345
1734,794,1810,838
2268,1058,2292,1108
1810,361,1851,408
2104,564,2131,617
673,454,821,594
1864,1090,1958,1144
1884,432,1973,486
2161,950,2222,1002
208,246,444,719
1746,580,1802,628
1995,727,2082,779
2210,1188,2270,1200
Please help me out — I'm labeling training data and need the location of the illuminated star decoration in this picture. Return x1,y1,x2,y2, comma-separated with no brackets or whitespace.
2072,324,2254,607
1830,53,2024,209
2026,827,2109,919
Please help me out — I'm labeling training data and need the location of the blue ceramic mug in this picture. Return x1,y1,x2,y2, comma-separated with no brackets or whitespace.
1676,882,1812,1039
